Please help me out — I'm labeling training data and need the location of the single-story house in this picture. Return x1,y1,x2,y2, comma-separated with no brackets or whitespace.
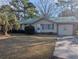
19,16,77,36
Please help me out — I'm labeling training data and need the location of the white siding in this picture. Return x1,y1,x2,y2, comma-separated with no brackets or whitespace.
20,24,25,30
33,20,57,33
58,24,73,36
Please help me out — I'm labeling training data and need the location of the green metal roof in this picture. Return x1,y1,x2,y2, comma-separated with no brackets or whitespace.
50,16,77,23
19,16,77,24
19,18,39,24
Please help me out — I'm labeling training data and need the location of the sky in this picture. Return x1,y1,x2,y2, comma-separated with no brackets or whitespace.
30,0,62,17
0,0,11,6
29,0,65,17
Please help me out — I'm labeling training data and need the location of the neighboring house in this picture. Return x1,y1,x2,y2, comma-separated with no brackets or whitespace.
19,16,77,36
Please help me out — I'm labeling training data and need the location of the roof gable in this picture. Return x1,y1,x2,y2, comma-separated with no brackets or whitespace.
32,18,54,24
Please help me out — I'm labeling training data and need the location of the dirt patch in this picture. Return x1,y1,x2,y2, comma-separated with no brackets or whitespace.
0,34,12,40
0,35,57,59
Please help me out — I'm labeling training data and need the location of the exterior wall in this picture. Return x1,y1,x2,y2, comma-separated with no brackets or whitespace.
58,24,73,36
32,20,57,33
73,23,78,35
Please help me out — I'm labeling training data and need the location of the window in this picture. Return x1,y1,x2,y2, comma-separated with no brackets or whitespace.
52,24,54,29
41,24,45,29
48,24,54,29
48,24,51,29
41,24,54,30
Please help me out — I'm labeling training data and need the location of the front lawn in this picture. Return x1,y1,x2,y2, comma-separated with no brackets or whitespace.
0,34,57,59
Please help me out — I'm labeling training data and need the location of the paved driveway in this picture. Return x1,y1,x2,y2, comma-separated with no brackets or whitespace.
54,36,78,59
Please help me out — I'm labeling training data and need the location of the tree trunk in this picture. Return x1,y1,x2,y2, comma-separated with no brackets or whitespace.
4,30,8,36
3,25,9,36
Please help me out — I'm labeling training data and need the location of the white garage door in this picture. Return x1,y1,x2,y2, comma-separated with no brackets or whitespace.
58,24,73,36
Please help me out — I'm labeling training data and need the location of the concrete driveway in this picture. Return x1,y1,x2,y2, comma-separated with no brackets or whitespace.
54,36,78,59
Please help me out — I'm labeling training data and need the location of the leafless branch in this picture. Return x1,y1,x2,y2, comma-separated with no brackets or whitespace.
35,0,57,18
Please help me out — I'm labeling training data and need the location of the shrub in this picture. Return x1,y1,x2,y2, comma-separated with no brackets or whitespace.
25,25,35,34
8,29,25,33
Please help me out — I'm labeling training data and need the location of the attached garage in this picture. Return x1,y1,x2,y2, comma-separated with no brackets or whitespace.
58,24,74,36
54,16,77,36
31,17,77,36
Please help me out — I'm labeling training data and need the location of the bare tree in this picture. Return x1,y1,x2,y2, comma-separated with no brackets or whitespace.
58,0,78,18
35,0,58,18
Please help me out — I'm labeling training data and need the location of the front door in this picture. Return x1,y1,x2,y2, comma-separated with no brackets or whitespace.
36,24,41,33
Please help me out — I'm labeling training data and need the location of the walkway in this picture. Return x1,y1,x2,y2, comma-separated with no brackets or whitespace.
54,36,78,59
